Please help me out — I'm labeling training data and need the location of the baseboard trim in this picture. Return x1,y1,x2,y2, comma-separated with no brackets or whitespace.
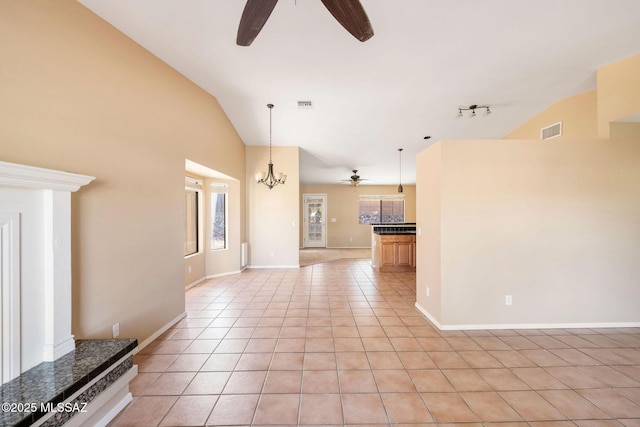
135,311,187,353
94,390,132,427
206,270,243,279
414,302,444,329
415,302,640,331
185,277,207,290
247,265,300,269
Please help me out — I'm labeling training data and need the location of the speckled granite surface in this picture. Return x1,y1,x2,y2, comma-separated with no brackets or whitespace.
372,224,417,235
0,339,137,427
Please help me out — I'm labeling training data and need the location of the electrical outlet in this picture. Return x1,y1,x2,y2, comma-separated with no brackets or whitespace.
112,322,120,338
426,287,430,297
188,265,192,273
505,295,512,306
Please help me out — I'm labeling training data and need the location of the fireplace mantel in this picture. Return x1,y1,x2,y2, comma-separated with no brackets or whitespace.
0,161,94,384
0,161,94,191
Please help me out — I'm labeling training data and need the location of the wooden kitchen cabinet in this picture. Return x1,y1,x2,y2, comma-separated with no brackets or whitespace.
373,234,416,272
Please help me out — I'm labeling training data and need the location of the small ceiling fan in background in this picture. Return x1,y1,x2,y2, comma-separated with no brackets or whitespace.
237,0,374,46
340,170,372,187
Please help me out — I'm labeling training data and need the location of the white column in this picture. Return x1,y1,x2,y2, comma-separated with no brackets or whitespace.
42,189,75,361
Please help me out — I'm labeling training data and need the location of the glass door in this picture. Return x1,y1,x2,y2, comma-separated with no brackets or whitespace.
303,194,327,248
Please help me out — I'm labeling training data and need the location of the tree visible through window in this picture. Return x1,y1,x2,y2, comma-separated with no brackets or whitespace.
211,183,227,250
359,195,405,224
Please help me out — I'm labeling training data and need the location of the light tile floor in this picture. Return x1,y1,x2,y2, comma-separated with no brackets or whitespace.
109,259,640,426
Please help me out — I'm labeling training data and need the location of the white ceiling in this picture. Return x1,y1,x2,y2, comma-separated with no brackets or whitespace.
78,0,640,185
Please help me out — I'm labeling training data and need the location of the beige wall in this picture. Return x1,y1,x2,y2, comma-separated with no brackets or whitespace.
598,54,640,138
505,91,598,140
417,139,640,328
299,185,416,248
507,54,640,141
415,150,441,321
246,146,300,267
610,122,640,139
0,1,246,343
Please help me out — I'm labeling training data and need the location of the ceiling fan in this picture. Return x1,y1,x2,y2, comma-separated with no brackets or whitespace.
237,0,374,46
341,170,372,186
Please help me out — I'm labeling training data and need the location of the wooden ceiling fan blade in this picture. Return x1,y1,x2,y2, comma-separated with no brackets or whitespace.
237,0,279,46
320,0,374,42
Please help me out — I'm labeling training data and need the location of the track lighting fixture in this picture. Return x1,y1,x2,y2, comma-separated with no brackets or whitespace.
457,104,491,117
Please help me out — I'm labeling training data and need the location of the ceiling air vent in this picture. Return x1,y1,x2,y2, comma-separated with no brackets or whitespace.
297,100,313,109
540,121,562,140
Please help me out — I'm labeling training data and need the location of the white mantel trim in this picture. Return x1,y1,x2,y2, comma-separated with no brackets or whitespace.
0,161,95,192
0,161,94,367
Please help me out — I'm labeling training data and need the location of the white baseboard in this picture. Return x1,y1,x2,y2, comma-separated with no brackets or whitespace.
206,269,243,279
135,311,187,354
414,302,444,329
185,277,207,290
94,391,132,427
186,269,247,290
247,265,300,269
415,302,640,331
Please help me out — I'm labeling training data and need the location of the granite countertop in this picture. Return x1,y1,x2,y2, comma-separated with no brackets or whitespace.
0,338,137,427
372,223,417,235
370,222,416,226
374,229,416,235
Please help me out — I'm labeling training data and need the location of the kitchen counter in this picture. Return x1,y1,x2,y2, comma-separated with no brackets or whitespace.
371,223,417,272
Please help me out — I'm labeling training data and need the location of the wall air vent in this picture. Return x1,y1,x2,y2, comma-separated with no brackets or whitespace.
297,100,313,109
540,121,562,140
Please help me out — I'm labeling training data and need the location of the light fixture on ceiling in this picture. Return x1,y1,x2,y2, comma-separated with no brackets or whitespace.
457,104,491,117
397,148,403,193
255,103,286,190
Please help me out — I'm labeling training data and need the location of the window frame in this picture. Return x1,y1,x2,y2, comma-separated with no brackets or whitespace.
358,195,405,225
210,182,228,251
184,177,203,257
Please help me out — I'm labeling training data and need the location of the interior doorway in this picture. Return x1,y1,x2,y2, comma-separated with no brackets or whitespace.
302,194,327,248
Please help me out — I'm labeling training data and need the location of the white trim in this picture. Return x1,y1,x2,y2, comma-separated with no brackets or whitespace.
414,302,444,329
246,265,300,269
0,161,95,192
186,269,247,291
135,311,187,353
205,270,243,280
43,336,75,361
42,190,75,361
185,277,207,290
1,213,21,384
415,302,640,331
302,193,328,249
325,246,371,249
93,390,133,427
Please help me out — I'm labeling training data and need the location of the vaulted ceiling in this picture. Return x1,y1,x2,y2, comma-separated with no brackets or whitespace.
78,0,640,185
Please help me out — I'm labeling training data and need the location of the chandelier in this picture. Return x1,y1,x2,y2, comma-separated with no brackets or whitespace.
255,103,286,190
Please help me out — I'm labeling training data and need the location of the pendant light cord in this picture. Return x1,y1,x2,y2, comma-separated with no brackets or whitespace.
268,103,274,162
398,148,404,193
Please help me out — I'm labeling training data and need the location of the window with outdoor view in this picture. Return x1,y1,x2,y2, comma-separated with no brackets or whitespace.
358,195,405,224
211,182,228,250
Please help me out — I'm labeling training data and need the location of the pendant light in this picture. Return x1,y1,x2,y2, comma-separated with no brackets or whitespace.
397,148,403,193
255,103,286,190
